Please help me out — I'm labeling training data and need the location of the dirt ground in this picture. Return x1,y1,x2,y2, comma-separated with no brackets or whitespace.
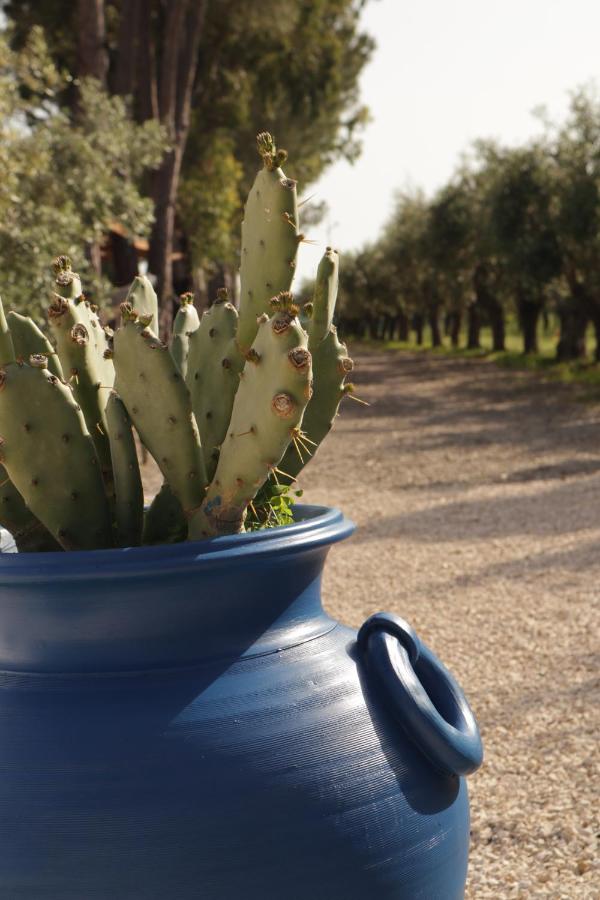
143,350,599,898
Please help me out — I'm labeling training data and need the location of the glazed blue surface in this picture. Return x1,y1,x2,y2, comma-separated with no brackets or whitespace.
0,505,479,898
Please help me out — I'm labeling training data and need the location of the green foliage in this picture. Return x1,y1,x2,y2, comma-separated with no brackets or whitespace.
2,0,373,289
245,481,303,531
0,29,166,316
178,131,243,271
338,84,600,363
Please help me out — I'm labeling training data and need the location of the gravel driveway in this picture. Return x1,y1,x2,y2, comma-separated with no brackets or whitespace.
302,350,600,899
142,349,599,898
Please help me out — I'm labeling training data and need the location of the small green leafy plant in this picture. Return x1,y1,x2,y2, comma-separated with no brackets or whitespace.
0,134,356,552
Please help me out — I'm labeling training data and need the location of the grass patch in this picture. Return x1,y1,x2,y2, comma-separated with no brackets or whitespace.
359,322,600,398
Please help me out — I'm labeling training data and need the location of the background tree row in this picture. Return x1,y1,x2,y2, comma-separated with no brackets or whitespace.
336,88,600,363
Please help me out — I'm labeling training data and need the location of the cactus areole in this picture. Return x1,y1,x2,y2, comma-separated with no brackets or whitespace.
0,133,483,899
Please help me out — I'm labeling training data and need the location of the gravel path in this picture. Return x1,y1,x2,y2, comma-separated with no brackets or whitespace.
301,350,600,899
142,349,599,897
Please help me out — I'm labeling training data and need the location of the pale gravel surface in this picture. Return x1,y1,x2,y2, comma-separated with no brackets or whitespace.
143,350,600,898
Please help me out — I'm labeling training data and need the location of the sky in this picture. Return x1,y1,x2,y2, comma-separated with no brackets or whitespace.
295,0,600,282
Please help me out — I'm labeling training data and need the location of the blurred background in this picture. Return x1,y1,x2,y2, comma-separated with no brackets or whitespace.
3,0,600,369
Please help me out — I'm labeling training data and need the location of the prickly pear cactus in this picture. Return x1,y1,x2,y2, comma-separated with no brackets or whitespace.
189,293,312,538
7,311,64,380
186,288,242,480
0,133,359,553
308,247,339,348
112,305,207,519
237,133,301,354
171,293,200,378
278,325,353,483
0,358,113,550
0,463,62,552
48,257,115,499
106,391,144,547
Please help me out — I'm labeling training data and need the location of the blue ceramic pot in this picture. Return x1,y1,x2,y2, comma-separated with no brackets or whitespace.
0,505,482,899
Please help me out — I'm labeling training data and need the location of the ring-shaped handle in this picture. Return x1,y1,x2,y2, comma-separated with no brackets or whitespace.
357,612,483,777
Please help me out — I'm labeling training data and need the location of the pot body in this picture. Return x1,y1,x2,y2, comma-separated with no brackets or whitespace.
0,506,478,899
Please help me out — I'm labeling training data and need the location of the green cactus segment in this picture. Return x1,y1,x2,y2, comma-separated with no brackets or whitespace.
53,255,82,300
125,275,159,331
189,299,312,538
0,463,62,552
237,133,300,353
106,392,143,547
308,248,339,348
279,326,353,482
48,293,114,496
171,293,200,378
0,297,15,365
0,361,113,550
186,289,242,480
142,483,188,545
7,311,64,379
77,300,115,389
113,313,207,515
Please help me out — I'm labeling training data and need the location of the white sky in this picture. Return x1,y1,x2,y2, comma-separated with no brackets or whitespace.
295,0,600,283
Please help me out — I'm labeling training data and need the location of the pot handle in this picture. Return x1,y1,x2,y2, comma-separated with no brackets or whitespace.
357,612,483,777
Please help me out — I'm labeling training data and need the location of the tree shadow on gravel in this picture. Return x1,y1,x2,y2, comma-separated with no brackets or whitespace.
448,537,600,587
352,477,600,542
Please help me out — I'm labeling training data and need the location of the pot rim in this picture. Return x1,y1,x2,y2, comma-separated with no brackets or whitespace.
0,504,355,584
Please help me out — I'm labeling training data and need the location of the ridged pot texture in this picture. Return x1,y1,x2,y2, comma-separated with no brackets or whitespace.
0,506,472,899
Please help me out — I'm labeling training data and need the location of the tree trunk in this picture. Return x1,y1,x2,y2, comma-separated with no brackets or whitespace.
398,310,409,342
489,302,505,352
77,0,108,83
467,304,480,349
556,307,587,361
519,298,540,354
142,0,207,335
449,312,461,348
414,314,424,346
592,314,600,363
429,310,442,347
113,0,141,97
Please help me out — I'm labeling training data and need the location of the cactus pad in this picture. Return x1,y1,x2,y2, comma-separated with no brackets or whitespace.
189,298,312,538
106,392,143,547
0,360,113,549
171,293,200,378
113,312,207,516
236,133,300,353
186,289,242,480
